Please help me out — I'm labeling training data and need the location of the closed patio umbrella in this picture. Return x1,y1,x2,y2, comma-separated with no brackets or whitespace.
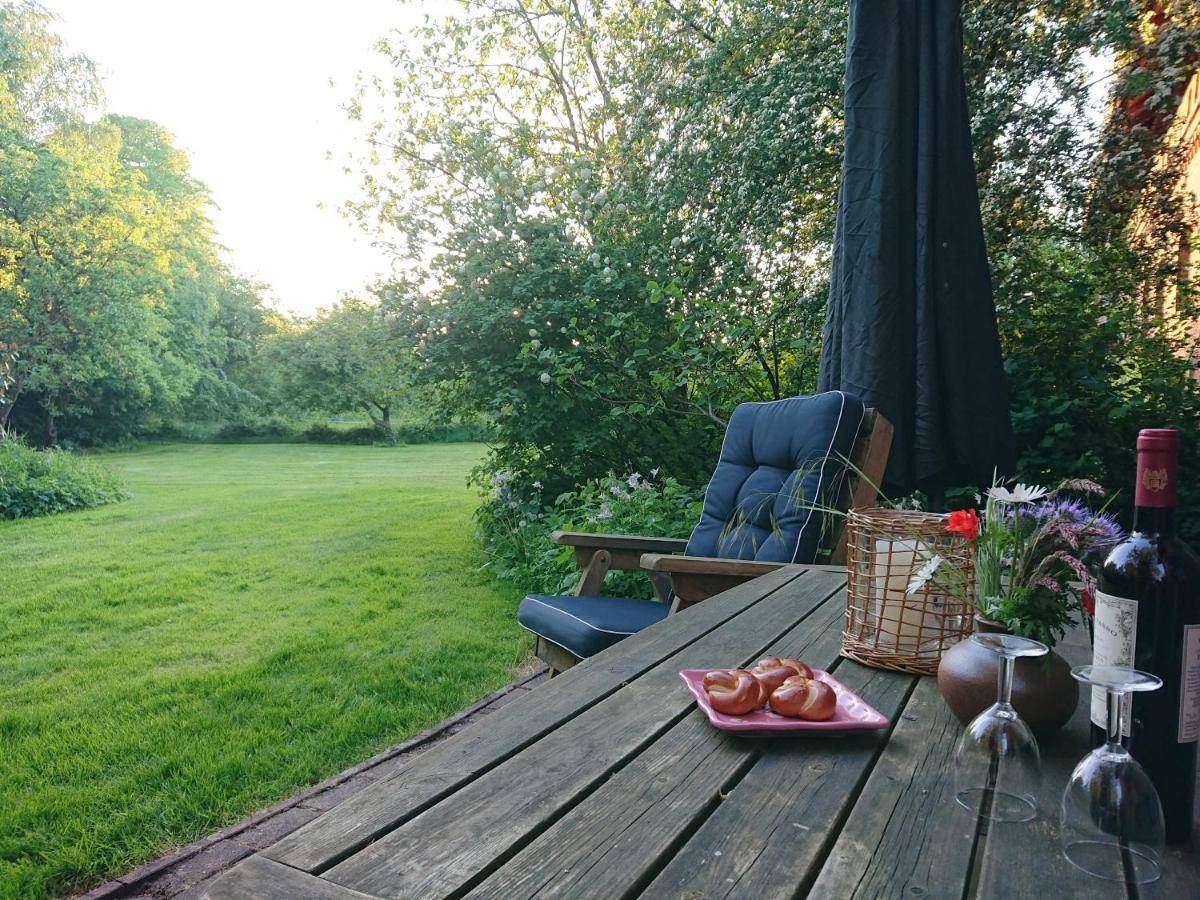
818,0,1015,497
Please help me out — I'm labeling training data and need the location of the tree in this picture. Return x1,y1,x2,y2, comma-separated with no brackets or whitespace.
0,3,273,444
353,0,1200,522
282,297,412,437
0,1,100,136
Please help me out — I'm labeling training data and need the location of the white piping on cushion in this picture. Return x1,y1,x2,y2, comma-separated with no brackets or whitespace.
686,399,744,555
688,393,865,564
791,391,864,564
520,595,652,637
691,398,795,557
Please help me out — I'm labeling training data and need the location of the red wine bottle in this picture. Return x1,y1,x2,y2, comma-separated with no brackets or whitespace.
1092,429,1200,842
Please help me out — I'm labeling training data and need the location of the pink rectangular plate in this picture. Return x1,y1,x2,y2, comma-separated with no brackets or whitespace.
680,668,890,733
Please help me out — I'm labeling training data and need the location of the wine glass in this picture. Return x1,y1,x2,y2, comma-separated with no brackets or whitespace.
953,633,1048,822
1060,665,1165,885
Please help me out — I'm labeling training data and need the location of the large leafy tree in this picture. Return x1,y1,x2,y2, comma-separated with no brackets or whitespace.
279,297,412,437
0,1,272,443
355,0,1200,512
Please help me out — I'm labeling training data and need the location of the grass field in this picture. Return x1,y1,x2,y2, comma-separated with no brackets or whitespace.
0,443,531,899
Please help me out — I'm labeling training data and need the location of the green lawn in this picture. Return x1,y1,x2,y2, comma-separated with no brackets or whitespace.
0,443,531,899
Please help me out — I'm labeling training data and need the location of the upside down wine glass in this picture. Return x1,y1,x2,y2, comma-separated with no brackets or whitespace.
1060,665,1165,885
953,633,1048,822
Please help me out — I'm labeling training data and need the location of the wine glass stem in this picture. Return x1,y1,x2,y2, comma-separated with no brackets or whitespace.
1106,687,1124,748
996,653,1015,706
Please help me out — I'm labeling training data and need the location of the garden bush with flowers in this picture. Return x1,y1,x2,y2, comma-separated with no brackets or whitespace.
907,478,1125,649
476,469,703,599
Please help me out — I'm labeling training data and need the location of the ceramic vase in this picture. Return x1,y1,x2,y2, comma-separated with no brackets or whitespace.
937,614,1078,737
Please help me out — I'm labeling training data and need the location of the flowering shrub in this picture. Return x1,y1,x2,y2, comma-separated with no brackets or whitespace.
475,473,561,591
476,470,704,599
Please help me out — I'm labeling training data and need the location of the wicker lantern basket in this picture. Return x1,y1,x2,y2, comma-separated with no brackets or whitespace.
841,507,975,675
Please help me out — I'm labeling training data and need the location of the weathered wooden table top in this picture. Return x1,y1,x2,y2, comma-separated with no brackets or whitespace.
200,566,1198,899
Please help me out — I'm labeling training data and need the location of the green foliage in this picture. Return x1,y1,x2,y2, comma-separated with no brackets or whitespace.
352,0,1200,543
477,470,703,599
0,438,126,518
213,415,297,443
0,443,527,897
302,421,489,445
273,298,414,437
996,238,1200,538
395,219,729,492
0,3,275,446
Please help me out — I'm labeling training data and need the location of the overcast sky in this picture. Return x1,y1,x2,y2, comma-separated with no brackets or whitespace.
44,1,437,316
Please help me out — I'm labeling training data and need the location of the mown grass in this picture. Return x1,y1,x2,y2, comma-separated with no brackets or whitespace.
0,443,530,899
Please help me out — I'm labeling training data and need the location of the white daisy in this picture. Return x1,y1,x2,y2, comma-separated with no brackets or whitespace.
987,483,1047,504
906,554,943,594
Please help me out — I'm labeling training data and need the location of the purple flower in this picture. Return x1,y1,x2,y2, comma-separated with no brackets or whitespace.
1034,498,1089,523
1089,512,1125,546
1038,499,1123,540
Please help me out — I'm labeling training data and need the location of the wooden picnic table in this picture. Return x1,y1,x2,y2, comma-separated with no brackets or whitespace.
200,566,1198,899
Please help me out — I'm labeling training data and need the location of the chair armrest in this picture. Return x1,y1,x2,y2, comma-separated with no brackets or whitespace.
552,530,689,579
639,554,789,578
639,554,797,611
551,531,690,555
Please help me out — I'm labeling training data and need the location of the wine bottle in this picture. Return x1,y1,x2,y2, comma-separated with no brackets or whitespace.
1092,428,1200,842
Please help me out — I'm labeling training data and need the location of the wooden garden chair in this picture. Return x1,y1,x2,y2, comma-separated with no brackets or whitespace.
517,392,893,674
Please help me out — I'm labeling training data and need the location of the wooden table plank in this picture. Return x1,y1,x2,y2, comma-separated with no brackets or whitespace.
462,600,849,900
639,659,915,900
265,566,811,873
209,568,1200,900
970,627,1128,899
807,676,977,900
967,691,1126,899
1140,786,1199,900
322,573,848,899
195,856,377,900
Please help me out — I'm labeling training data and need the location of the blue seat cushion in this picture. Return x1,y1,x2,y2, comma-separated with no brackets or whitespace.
686,391,866,564
517,594,670,659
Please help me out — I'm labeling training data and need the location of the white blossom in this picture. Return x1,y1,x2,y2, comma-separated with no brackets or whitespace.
987,483,1048,504
539,372,552,384
588,502,613,523
906,554,943,595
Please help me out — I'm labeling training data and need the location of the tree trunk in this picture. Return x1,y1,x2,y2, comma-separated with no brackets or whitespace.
364,403,395,441
0,347,16,440
43,404,57,447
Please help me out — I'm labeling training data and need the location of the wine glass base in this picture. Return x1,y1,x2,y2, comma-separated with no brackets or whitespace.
1062,839,1161,885
955,787,1037,823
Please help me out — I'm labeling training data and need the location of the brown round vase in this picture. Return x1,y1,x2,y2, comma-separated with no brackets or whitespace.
937,615,1078,737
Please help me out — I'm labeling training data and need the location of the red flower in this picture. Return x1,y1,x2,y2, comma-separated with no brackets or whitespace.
945,508,980,543
1082,586,1096,617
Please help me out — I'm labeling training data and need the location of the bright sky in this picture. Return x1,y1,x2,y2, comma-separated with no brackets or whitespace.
45,0,440,316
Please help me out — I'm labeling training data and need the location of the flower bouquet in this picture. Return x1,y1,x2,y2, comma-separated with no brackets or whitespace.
916,478,1125,735
907,478,1123,649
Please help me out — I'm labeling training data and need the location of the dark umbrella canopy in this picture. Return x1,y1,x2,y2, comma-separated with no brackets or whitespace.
818,0,1015,496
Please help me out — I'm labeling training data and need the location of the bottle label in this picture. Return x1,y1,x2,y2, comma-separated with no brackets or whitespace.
1180,625,1200,743
1092,590,1138,736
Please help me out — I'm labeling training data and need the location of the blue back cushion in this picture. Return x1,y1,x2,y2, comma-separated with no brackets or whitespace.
685,392,866,564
